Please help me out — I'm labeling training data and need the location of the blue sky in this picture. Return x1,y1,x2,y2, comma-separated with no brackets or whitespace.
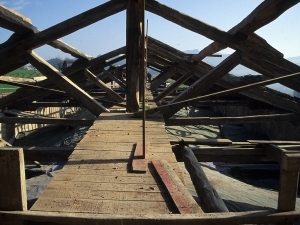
0,0,299,60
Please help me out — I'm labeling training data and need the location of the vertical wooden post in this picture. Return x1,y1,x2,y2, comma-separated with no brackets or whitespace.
126,0,141,112
0,147,26,224
278,154,299,225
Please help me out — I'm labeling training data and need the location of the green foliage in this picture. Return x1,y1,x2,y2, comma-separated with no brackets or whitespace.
0,69,43,94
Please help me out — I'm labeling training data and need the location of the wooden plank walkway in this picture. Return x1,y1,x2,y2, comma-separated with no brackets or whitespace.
30,109,201,214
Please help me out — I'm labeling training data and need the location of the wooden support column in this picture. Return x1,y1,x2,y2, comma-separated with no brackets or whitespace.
0,148,27,214
126,0,143,112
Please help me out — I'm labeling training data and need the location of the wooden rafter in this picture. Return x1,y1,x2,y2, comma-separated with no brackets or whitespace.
27,51,109,116
84,69,124,103
192,0,299,61
145,0,300,93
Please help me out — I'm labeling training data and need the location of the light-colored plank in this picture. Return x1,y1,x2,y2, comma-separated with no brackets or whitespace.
0,147,27,211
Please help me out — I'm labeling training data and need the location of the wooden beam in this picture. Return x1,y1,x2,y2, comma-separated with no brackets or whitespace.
249,140,300,145
165,113,300,126
27,51,108,116
84,69,124,103
150,68,178,91
0,47,125,109
242,51,300,92
0,147,27,211
154,69,194,103
2,210,300,225
134,71,300,117
182,147,228,212
165,51,242,117
146,37,300,114
0,0,127,63
170,138,232,146
192,0,299,61
145,1,300,93
126,0,143,112
0,116,94,126
152,160,203,214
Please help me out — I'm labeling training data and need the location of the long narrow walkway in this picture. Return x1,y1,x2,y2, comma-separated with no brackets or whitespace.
30,109,201,214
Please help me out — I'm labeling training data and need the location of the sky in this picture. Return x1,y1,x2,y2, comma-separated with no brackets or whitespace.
0,0,299,60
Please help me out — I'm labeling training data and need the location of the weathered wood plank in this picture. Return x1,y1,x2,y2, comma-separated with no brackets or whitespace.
27,51,108,116
0,116,94,126
165,113,300,126
0,147,27,211
3,209,300,225
152,160,203,214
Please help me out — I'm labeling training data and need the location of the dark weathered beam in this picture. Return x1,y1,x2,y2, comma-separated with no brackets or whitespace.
2,209,300,225
135,71,300,117
166,113,300,126
27,51,109,116
126,0,142,112
0,4,37,34
242,51,300,92
165,51,242,117
0,1,127,63
182,146,229,212
0,116,94,126
192,0,299,61
154,69,194,103
84,69,124,103
146,1,300,93
150,68,178,91
147,38,300,114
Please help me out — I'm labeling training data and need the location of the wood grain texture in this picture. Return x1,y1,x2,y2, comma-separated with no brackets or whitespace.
0,147,27,211
27,51,108,116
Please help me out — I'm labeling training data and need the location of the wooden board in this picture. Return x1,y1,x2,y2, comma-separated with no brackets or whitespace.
31,111,186,215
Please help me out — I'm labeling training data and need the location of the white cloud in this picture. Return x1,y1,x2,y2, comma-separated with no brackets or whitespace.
3,0,30,11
